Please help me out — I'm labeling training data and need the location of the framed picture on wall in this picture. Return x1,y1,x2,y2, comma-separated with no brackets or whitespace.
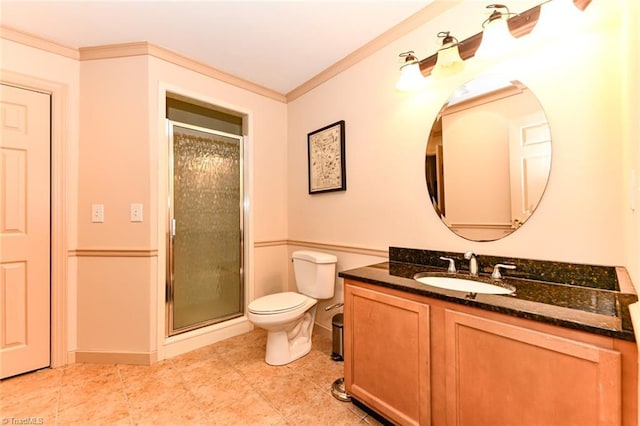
307,120,346,194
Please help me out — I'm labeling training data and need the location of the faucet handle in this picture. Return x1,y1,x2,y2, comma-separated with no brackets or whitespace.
439,256,457,273
491,263,516,280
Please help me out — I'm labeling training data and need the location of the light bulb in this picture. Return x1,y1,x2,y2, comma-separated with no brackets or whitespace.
432,43,465,79
396,61,426,91
475,13,517,60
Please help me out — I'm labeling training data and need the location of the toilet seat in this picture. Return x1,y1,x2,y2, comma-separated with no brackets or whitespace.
248,292,309,314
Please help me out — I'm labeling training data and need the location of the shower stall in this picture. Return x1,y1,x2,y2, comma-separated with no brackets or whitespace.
166,119,244,336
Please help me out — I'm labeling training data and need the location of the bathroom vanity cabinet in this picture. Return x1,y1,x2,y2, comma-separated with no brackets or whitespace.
345,284,431,425
344,279,638,426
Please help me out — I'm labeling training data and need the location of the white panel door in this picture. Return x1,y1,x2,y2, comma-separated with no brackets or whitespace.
0,84,51,379
509,112,551,225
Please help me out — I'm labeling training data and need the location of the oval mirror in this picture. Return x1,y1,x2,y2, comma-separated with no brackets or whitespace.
426,76,551,241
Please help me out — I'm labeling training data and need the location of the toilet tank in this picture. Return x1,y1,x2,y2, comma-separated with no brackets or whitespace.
292,250,337,299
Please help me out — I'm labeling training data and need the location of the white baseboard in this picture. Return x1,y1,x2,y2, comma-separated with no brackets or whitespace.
162,316,254,360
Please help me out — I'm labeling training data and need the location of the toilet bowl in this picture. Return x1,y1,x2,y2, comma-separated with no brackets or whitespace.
248,292,318,365
248,251,337,365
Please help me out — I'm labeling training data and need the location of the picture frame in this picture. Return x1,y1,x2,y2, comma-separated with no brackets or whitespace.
307,120,346,194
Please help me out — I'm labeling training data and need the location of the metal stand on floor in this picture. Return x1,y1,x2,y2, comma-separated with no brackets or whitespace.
331,377,351,402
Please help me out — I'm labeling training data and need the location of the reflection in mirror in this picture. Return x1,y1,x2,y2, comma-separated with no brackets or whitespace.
426,77,551,242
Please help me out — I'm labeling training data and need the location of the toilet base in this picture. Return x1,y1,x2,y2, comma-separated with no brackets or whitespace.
264,306,317,366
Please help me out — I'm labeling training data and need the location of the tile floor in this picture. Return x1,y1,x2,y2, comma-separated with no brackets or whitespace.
1,328,383,425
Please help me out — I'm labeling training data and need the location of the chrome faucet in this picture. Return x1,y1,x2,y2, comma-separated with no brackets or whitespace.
464,251,478,276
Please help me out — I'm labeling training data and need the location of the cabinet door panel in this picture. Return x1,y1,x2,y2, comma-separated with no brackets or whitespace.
445,309,621,426
345,285,430,426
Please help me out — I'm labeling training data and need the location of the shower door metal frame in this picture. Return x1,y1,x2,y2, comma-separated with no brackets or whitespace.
166,119,245,337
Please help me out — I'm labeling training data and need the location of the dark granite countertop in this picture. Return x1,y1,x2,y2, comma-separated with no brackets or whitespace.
339,251,638,342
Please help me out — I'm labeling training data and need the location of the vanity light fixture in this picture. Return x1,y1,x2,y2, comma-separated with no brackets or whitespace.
395,0,592,87
432,31,465,79
475,4,517,60
396,51,427,91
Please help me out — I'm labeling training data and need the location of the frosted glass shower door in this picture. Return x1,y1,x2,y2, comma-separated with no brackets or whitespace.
167,121,243,335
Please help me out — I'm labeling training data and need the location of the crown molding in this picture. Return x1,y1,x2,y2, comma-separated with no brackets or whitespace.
78,41,150,61
0,25,79,60
79,42,286,102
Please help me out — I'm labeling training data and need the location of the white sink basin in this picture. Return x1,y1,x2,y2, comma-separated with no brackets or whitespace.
414,275,515,295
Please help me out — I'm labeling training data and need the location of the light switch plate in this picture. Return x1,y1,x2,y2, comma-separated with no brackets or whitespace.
91,204,104,223
131,203,143,222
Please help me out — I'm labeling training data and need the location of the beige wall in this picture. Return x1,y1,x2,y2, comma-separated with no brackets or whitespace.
622,0,640,288
76,56,157,356
287,1,635,330
79,57,151,249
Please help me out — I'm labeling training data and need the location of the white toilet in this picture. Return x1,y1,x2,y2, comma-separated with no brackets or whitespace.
248,250,337,366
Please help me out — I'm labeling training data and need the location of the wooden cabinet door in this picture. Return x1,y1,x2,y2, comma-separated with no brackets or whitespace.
444,309,622,426
344,284,430,425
